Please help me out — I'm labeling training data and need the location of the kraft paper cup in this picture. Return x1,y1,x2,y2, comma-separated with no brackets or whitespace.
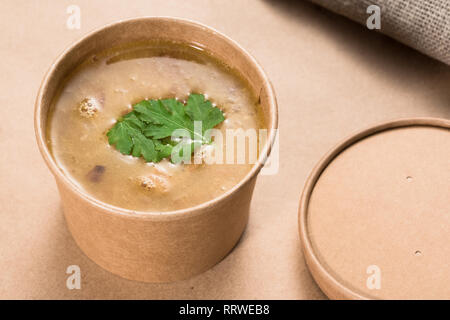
35,17,278,282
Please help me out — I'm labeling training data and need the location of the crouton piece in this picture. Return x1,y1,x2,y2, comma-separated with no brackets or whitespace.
78,97,101,118
137,174,170,192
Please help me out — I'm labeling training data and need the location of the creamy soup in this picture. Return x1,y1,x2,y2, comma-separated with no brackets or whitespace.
47,41,265,212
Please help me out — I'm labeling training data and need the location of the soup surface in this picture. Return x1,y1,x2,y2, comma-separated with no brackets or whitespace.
47,41,266,212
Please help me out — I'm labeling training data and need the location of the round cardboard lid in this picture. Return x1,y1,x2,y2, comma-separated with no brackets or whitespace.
299,118,450,300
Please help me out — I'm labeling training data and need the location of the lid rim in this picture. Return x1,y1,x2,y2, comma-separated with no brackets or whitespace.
298,117,450,300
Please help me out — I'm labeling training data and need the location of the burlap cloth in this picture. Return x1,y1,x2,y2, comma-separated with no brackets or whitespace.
307,0,450,65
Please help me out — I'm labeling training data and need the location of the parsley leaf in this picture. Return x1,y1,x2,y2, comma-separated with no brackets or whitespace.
107,118,158,162
185,94,225,138
107,94,224,163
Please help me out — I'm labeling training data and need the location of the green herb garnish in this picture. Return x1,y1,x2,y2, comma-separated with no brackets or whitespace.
107,94,225,163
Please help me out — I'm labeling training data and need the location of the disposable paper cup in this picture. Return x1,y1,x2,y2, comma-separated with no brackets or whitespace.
35,17,278,282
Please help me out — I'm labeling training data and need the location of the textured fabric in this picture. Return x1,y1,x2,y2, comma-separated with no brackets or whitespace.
308,0,450,65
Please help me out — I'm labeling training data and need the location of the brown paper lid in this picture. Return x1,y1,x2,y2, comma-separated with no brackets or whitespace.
299,118,450,299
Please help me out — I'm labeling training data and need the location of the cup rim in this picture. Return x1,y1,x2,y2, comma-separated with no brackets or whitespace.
34,16,278,220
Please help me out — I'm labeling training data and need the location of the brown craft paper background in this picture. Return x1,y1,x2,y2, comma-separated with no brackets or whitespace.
1,0,449,299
